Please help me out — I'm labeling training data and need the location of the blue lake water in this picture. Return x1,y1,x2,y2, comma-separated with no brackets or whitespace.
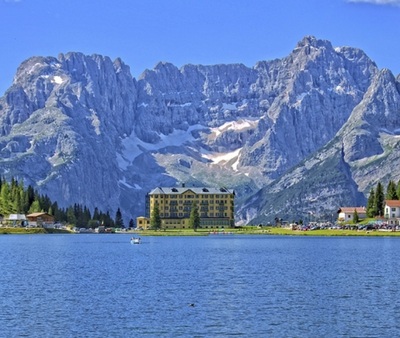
1,234,400,337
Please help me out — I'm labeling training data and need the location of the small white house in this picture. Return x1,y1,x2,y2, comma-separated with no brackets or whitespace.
338,207,367,222
384,200,400,224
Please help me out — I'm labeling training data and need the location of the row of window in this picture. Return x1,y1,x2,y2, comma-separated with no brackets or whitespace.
152,194,232,199
164,225,228,229
163,206,230,210
160,212,229,218
153,199,231,205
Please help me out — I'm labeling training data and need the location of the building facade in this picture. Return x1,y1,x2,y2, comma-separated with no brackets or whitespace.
26,212,55,227
384,200,400,225
138,186,235,229
338,207,367,222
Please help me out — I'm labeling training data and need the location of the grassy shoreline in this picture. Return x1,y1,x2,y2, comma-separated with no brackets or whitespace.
0,228,72,235
2,226,400,237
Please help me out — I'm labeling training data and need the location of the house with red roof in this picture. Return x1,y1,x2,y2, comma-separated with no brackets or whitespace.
338,207,367,223
384,200,400,225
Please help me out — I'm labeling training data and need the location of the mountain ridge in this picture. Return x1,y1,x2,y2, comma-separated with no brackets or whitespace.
0,36,398,224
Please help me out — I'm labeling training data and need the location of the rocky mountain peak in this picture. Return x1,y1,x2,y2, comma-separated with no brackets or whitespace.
0,37,397,225
295,35,333,50
340,68,400,163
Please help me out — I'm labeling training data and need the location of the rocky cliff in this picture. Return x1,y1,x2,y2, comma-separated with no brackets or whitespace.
1,36,397,224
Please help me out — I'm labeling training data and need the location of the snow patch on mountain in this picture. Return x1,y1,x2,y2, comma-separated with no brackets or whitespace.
202,148,241,171
119,178,142,190
211,119,258,137
52,76,64,84
118,124,207,170
89,109,101,135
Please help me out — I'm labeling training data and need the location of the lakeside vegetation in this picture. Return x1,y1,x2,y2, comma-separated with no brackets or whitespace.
0,227,71,235
2,224,400,236
2,177,400,235
131,227,400,237
0,177,129,228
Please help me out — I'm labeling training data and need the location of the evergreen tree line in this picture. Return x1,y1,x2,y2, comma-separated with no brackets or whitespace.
366,180,400,218
0,177,131,228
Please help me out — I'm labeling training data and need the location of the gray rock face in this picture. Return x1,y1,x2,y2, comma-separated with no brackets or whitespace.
239,67,400,224
0,53,137,214
0,36,396,224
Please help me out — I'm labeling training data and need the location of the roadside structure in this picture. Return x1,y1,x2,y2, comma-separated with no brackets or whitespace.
384,200,400,225
4,214,27,227
137,185,235,229
337,207,367,223
136,216,150,230
26,212,55,228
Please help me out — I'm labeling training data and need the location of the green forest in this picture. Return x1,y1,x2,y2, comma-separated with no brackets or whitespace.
0,177,130,228
366,180,400,217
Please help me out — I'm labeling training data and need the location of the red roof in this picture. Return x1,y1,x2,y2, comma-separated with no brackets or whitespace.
385,200,400,207
339,207,366,214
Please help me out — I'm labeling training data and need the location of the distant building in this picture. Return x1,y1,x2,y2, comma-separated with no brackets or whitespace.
338,207,367,222
26,212,55,228
136,216,150,230
137,186,235,229
384,200,400,225
5,214,27,227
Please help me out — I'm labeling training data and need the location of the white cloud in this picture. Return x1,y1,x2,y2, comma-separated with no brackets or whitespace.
348,0,400,5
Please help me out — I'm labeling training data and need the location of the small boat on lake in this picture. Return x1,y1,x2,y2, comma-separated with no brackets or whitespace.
130,237,141,244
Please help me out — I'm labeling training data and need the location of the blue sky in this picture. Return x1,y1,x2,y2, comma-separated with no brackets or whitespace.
0,0,399,95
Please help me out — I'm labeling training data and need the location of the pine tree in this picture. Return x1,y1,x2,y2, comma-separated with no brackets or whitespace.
150,203,161,230
93,207,100,221
50,202,56,216
386,180,398,200
28,198,41,213
375,182,385,217
26,185,35,206
21,190,30,213
189,202,200,231
129,219,135,228
115,208,124,228
366,188,376,217
83,206,91,225
0,182,11,214
39,194,52,213
106,211,114,227
67,206,77,225
396,180,400,201
353,209,359,224
14,190,22,213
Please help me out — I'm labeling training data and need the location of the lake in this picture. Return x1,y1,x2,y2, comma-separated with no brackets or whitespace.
1,234,400,337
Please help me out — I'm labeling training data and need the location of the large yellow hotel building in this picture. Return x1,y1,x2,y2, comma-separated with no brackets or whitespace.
136,186,235,229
